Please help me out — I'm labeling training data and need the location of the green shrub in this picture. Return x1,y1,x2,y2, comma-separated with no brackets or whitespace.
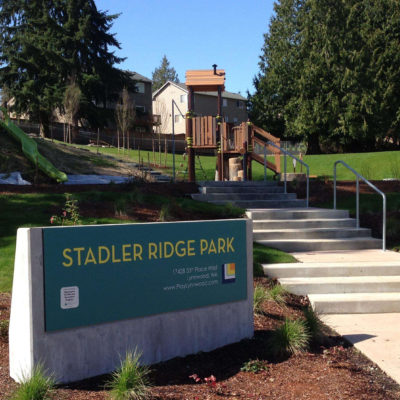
253,262,264,277
11,364,54,400
269,318,310,357
159,203,173,222
240,359,269,373
0,319,9,342
266,284,288,307
303,306,323,340
253,285,268,314
107,350,152,400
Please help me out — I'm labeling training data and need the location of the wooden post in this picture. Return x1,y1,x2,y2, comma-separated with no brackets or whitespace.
187,87,195,182
247,123,253,181
216,86,223,181
243,141,248,181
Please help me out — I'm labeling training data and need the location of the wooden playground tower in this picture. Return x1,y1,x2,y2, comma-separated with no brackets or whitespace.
185,66,281,182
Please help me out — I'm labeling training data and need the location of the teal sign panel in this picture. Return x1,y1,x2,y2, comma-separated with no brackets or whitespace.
42,220,247,331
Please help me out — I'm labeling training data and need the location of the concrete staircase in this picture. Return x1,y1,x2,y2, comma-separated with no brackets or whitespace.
192,181,397,315
192,181,381,253
264,260,400,314
247,208,381,252
192,181,306,209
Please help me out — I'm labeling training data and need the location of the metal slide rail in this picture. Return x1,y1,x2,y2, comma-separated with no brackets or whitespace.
333,160,386,251
267,141,310,208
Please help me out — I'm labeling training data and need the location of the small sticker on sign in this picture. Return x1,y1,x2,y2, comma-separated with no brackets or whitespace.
60,286,79,309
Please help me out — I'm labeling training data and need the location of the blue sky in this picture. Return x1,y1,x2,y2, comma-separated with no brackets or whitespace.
94,0,275,95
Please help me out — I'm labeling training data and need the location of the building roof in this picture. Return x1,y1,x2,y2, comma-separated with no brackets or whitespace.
153,81,247,101
126,71,152,83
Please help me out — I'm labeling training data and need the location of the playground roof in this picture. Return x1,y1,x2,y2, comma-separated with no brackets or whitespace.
185,69,225,92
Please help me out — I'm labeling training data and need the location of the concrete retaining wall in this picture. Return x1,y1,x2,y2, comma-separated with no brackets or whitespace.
9,220,253,383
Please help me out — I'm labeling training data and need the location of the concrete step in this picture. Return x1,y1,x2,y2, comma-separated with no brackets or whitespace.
192,193,297,201
200,186,284,194
309,293,400,314
211,199,307,209
254,227,371,240
253,218,356,229
264,262,400,278
279,276,400,295
256,237,381,252
198,181,279,187
247,208,349,220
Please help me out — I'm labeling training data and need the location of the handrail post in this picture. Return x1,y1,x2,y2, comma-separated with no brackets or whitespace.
263,144,267,182
284,152,287,194
306,165,309,208
333,160,386,251
356,176,360,228
383,197,386,251
333,163,337,210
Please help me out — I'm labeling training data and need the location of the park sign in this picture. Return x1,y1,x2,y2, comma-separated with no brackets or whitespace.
9,219,253,384
43,220,247,331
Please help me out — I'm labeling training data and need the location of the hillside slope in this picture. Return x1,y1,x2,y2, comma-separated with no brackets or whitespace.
0,131,137,184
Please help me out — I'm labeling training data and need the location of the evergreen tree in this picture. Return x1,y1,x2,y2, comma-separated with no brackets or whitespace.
248,0,304,140
0,0,130,137
60,0,131,134
249,0,400,153
0,0,66,136
152,55,179,91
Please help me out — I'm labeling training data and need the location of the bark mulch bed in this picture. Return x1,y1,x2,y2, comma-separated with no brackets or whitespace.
1,280,400,400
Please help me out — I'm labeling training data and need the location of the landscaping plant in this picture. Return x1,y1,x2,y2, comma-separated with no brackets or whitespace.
266,284,288,307
253,284,268,314
107,350,152,400
269,318,310,357
50,193,81,225
240,359,269,373
11,364,54,400
303,306,323,341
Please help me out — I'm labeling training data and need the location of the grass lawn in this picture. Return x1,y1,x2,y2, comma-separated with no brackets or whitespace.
0,190,297,292
253,243,298,277
0,193,129,292
61,140,400,181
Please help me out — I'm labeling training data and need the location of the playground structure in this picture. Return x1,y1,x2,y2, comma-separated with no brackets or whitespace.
0,107,68,183
185,66,281,182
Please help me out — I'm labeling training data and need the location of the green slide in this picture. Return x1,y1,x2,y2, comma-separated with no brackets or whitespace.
0,107,68,183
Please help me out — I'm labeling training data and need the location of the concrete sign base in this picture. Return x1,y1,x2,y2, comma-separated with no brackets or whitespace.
9,220,253,383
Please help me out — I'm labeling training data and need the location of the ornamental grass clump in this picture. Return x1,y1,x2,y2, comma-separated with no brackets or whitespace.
108,350,152,400
269,318,310,358
266,284,288,307
253,285,268,314
303,306,323,340
11,364,54,400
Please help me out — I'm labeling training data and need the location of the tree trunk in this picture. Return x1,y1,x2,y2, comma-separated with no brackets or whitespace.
71,116,79,142
39,113,50,138
307,132,321,154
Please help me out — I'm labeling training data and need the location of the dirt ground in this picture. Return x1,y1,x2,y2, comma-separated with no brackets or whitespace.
1,281,400,400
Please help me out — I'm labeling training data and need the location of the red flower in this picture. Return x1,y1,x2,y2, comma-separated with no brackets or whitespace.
50,216,54,224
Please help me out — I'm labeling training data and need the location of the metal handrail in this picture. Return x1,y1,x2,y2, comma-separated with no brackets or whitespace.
267,141,310,208
333,160,386,251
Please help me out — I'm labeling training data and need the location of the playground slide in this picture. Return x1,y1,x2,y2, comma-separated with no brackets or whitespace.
0,107,68,183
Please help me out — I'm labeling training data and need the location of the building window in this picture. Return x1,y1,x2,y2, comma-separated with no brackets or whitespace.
136,105,146,113
234,117,238,123
174,115,180,123
180,94,187,103
135,126,146,133
225,116,229,122
135,82,145,93
222,99,228,107
236,100,244,109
